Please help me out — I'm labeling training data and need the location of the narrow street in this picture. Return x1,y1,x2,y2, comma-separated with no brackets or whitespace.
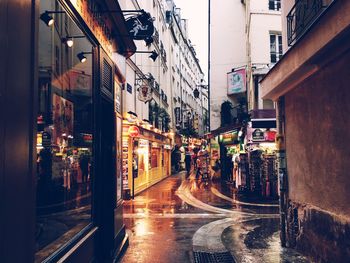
120,172,309,263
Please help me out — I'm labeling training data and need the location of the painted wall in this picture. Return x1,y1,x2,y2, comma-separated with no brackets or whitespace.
210,0,246,130
285,50,350,218
210,0,281,130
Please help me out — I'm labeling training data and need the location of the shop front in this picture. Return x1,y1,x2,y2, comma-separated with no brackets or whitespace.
122,121,172,198
0,0,136,262
246,120,278,198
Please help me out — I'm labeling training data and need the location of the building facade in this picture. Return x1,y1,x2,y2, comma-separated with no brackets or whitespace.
117,0,206,196
210,0,281,130
261,0,350,262
0,0,135,261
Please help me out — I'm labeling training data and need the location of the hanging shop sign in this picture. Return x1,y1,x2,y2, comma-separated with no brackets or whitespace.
128,126,140,137
125,12,155,40
227,68,246,95
174,107,181,126
138,85,153,102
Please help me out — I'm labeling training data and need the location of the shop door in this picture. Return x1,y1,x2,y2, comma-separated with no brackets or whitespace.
96,49,116,261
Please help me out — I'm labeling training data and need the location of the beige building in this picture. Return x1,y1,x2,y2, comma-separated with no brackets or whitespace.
261,0,350,262
118,0,205,196
210,0,281,130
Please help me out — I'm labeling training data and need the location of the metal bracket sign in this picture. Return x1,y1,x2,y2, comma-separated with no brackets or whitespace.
125,12,155,40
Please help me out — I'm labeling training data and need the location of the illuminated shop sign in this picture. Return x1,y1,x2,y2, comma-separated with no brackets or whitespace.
219,132,238,145
128,126,140,137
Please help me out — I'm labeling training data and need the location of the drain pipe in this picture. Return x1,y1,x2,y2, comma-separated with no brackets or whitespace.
276,96,288,247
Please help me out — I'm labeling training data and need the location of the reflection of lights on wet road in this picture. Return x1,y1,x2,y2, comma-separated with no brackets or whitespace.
134,219,154,236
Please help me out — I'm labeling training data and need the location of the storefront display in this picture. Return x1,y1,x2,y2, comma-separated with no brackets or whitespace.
122,121,172,196
35,1,95,258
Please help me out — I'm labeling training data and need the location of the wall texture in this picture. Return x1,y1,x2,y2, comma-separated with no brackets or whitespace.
284,45,350,262
285,49,350,218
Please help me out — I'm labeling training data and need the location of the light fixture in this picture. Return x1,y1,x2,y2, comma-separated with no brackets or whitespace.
149,51,159,62
65,38,74,47
62,35,85,48
77,51,92,63
40,11,65,27
133,50,159,62
144,36,154,46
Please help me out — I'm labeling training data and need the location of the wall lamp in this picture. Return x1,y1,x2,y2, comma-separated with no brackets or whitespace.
144,36,154,46
40,11,65,27
134,50,159,62
77,51,92,63
63,35,85,47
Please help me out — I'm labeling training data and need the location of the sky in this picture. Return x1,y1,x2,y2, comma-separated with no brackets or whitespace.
174,0,209,82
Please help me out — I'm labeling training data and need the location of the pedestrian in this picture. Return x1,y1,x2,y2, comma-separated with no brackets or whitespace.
184,148,192,178
172,145,181,173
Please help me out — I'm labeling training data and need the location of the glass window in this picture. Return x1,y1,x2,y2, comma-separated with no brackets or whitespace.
36,0,94,261
270,33,283,63
269,0,281,11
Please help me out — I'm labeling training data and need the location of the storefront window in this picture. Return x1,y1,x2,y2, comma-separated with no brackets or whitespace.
36,1,94,261
151,147,160,168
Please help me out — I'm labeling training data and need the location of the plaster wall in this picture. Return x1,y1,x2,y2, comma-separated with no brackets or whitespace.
210,0,246,130
250,13,282,64
285,49,350,218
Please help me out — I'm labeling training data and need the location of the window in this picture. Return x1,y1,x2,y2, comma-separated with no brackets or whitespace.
36,1,94,260
270,33,283,63
269,0,281,11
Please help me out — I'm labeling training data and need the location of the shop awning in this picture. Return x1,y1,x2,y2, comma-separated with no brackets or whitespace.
251,118,276,129
210,124,242,137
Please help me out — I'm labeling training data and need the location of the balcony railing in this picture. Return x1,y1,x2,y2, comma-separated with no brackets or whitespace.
287,0,328,46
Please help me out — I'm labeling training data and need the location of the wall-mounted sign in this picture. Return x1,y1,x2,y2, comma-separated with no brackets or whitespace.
128,126,140,137
42,132,51,148
164,144,172,150
138,85,152,102
125,12,155,40
252,129,265,142
126,83,133,94
219,132,238,145
115,80,122,113
248,128,277,143
139,139,148,147
227,68,246,95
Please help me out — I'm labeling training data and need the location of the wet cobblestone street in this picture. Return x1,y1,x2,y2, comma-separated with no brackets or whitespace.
119,172,310,263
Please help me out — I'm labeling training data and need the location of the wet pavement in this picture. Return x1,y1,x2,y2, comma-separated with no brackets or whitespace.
119,172,311,263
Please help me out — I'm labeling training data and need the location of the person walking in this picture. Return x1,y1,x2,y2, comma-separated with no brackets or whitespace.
184,148,192,178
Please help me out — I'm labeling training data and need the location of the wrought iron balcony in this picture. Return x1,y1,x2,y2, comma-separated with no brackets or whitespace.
287,0,329,46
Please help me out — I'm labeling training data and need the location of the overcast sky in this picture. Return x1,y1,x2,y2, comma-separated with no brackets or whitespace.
174,0,209,82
